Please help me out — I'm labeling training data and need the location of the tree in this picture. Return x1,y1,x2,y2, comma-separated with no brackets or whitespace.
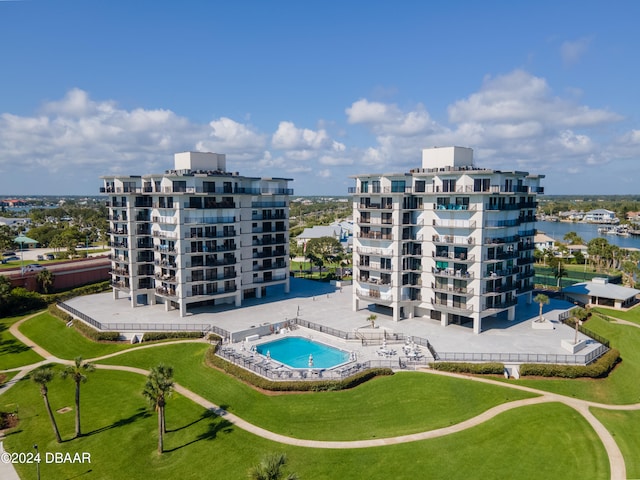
142,364,174,454
248,453,299,480
31,366,62,443
563,231,584,245
572,307,589,344
553,260,567,290
587,237,610,272
36,268,55,293
60,356,95,438
367,314,377,328
533,294,549,323
621,260,639,288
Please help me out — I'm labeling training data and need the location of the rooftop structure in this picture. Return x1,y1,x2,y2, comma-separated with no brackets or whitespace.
101,151,293,317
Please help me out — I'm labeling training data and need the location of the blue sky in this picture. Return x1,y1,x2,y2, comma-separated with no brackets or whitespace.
1,0,639,196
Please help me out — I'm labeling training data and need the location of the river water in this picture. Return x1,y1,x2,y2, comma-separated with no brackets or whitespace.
537,220,640,249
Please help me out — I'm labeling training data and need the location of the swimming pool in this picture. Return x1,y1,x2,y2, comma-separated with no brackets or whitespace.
256,337,350,369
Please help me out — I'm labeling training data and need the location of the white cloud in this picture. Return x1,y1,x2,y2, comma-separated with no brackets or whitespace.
561,37,592,66
271,121,332,150
346,99,438,137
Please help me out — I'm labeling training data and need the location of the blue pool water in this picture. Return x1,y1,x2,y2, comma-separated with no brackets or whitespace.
256,337,349,369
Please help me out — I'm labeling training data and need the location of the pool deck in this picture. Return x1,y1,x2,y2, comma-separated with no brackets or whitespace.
66,278,601,363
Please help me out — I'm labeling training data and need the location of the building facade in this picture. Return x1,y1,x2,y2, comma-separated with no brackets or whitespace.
101,152,292,317
350,146,544,333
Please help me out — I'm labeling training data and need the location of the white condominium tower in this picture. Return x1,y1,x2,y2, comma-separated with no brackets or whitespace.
350,146,544,334
101,152,292,317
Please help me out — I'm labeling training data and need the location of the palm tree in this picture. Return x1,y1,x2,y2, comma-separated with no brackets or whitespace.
31,366,62,443
142,364,174,454
367,314,377,328
533,294,549,323
572,307,589,344
60,356,95,438
248,453,299,480
36,268,55,293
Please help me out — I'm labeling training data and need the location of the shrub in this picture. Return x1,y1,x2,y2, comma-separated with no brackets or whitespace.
141,331,203,342
43,280,111,304
429,362,505,375
47,304,121,342
205,346,392,392
519,348,620,378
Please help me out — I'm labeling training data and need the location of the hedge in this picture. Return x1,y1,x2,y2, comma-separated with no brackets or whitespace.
429,362,505,375
205,345,393,392
47,304,121,342
519,348,620,378
141,331,204,342
43,280,111,303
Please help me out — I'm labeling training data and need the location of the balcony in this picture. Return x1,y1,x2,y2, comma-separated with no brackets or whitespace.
431,251,474,263
433,220,476,229
431,235,476,246
517,257,535,266
357,202,393,210
483,298,518,313
516,284,535,294
431,283,474,296
156,287,177,298
484,268,518,279
252,213,287,220
184,216,236,224
484,219,520,228
253,274,288,284
358,277,392,287
432,268,473,279
430,299,473,314
484,203,520,211
483,235,520,245
355,289,396,303
484,251,519,261
355,246,392,256
358,232,393,240
111,281,130,292
433,203,475,211
253,261,287,271
152,216,178,225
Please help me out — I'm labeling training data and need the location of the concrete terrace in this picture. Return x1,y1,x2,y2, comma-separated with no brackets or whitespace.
65,278,601,360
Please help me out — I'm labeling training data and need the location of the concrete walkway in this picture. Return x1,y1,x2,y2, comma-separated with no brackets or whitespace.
1,314,638,479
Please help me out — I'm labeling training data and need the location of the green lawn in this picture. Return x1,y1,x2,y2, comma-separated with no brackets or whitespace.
1,368,608,480
593,305,640,326
0,314,44,369
509,315,640,404
98,343,536,441
591,408,640,479
18,312,134,359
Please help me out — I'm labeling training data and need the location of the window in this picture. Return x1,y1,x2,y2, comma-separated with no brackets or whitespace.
372,180,381,193
474,178,490,192
172,181,187,193
361,181,369,193
442,179,456,192
391,180,406,193
415,180,426,192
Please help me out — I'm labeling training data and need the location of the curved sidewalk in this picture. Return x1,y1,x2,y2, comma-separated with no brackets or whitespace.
3,315,638,480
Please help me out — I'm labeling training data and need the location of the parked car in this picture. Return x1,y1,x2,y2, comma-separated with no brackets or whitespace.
45,253,55,260
2,251,16,257
3,256,20,261
22,264,46,273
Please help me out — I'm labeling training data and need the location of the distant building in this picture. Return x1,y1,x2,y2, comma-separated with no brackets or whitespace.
101,151,293,317
350,146,544,334
563,277,639,309
534,233,556,251
583,209,618,224
0,217,31,227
